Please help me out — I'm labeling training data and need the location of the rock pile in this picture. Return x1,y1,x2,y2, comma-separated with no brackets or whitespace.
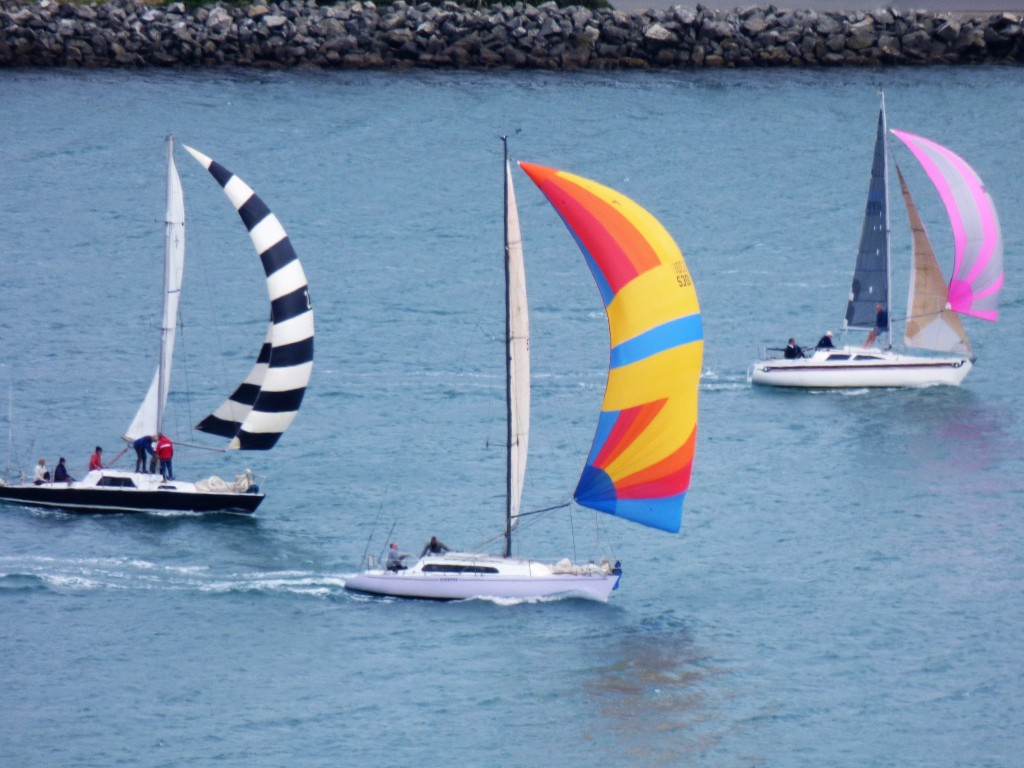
1,0,1022,69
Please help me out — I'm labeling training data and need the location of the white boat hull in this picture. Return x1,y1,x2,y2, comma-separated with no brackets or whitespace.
345,552,622,602
750,346,972,388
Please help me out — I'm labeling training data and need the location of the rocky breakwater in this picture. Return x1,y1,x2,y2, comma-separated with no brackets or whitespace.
1,0,1022,69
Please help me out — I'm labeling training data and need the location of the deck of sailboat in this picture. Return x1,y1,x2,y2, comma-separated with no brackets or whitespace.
344,552,621,602
0,469,264,514
750,345,972,388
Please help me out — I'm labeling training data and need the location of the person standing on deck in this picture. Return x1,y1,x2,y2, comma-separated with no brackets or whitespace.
156,434,174,480
133,435,156,473
865,304,888,348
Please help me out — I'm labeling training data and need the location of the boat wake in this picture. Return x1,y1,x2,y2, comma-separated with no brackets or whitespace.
0,555,348,598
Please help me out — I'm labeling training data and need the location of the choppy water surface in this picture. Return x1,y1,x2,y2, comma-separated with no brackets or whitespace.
1,67,1022,767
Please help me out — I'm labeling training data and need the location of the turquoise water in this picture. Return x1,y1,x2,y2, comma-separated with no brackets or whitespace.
1,66,1023,766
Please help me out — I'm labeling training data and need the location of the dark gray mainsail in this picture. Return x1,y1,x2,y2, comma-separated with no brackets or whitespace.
844,105,890,334
184,145,314,451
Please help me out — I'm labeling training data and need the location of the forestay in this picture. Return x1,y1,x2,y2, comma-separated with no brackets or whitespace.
520,162,702,534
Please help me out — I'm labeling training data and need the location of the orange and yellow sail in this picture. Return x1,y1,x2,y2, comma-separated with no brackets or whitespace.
520,162,702,534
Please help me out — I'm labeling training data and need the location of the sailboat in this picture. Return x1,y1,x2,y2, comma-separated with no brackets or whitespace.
750,97,1003,388
0,137,314,514
345,142,702,601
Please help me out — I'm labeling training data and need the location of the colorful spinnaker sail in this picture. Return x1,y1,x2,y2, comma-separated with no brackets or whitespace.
890,130,1003,322
520,162,702,534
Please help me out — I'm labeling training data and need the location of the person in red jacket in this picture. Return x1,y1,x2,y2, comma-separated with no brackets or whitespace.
88,446,104,472
156,434,174,480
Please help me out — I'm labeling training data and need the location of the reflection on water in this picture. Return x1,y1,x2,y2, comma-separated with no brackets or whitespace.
580,622,727,759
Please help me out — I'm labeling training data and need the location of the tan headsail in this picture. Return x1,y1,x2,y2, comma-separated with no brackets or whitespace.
897,164,973,359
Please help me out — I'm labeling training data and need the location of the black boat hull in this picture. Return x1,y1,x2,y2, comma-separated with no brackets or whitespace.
0,485,263,515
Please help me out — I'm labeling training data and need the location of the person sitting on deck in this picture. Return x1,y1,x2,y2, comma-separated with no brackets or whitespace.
386,543,409,572
420,536,452,557
816,331,835,349
53,457,75,484
89,446,104,471
784,338,805,359
33,458,50,485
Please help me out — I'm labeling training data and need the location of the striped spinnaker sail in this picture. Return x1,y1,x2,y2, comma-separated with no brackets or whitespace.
184,146,314,451
890,129,1003,321
520,162,702,534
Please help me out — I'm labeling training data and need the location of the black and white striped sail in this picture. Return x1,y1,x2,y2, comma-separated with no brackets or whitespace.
184,145,314,451
125,137,185,443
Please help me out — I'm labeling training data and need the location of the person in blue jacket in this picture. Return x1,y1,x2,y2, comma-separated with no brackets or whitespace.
133,435,156,473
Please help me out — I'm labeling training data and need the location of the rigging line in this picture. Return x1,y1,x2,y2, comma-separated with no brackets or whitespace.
377,520,398,566
176,308,196,444
105,447,129,468
360,486,389,568
516,501,571,518
171,440,226,453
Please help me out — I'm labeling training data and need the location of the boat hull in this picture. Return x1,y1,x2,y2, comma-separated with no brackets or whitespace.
345,552,621,602
0,470,263,515
750,347,972,388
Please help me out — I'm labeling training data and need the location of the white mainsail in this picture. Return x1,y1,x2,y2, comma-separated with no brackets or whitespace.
506,155,530,537
125,136,185,442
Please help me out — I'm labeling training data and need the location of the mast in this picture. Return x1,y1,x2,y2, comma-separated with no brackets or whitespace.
502,135,513,558
501,137,530,559
157,135,175,434
881,93,893,349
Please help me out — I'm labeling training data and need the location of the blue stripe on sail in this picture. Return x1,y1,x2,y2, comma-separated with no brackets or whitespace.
574,463,616,507
253,388,306,414
268,337,314,368
234,430,282,451
574,465,685,533
271,287,312,324
195,414,240,438
582,409,619,468
260,239,298,276
256,341,272,364
612,495,685,534
551,209,614,306
253,390,305,414
207,160,233,188
239,195,272,232
610,314,703,369
228,382,261,406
